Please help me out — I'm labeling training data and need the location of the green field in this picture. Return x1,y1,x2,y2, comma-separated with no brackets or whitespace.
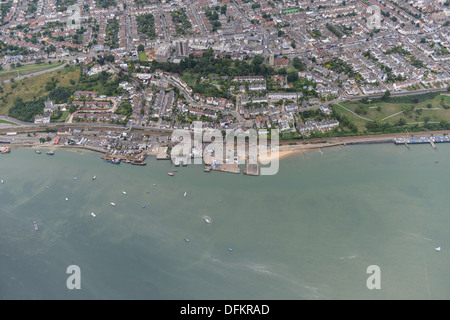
0,62,65,83
0,66,81,115
138,52,148,62
0,119,18,125
333,93,450,132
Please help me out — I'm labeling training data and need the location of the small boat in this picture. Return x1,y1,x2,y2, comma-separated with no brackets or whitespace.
1,179,3,184
73,177,78,180
111,158,121,164
46,151,54,155
142,204,146,208
184,237,190,242
33,221,38,231
172,169,178,172
228,248,233,252
435,247,441,252
204,216,211,224
122,191,127,195
184,192,187,197
435,161,439,163
35,150,41,154
65,197,69,201
110,202,116,206
92,176,97,180
153,183,157,186
1,147,10,154
45,185,50,189
168,172,174,176
91,212,96,218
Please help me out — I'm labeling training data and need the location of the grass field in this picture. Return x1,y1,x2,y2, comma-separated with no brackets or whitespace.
0,119,18,125
0,66,81,115
138,52,148,62
333,93,450,132
0,62,65,83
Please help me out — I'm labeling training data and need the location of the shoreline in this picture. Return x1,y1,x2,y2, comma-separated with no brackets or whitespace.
6,129,450,164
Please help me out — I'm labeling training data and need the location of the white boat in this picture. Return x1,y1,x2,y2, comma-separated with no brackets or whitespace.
184,192,187,197
91,212,96,218
73,177,78,180
92,176,96,180
35,150,41,154
65,197,69,201
110,202,116,206
204,216,211,224
122,191,127,195
435,247,441,252
1,179,3,184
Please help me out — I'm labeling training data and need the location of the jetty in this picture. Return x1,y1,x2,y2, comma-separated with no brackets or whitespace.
156,146,170,160
393,136,450,148
245,163,259,176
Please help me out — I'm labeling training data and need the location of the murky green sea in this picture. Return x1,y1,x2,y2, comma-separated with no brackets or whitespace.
1,144,450,299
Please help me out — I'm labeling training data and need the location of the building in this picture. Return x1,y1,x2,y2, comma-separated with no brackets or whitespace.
156,44,172,62
176,40,189,57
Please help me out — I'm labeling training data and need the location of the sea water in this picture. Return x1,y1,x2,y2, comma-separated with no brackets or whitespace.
1,144,450,299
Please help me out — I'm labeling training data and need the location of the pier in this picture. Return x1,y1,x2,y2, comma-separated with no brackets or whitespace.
393,136,450,148
212,162,240,174
156,146,170,160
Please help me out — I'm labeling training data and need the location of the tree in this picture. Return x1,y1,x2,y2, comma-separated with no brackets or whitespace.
381,90,391,102
287,71,298,83
292,57,305,71
137,44,145,52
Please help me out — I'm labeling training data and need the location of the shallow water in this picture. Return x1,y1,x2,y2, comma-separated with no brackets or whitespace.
1,144,449,299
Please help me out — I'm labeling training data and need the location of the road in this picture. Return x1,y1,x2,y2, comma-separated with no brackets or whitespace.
1,62,68,84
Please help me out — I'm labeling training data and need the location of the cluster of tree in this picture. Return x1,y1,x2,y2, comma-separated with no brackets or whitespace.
326,23,343,38
171,9,192,35
55,0,77,12
137,14,156,40
204,7,222,32
96,0,117,8
151,52,276,78
105,18,119,49
323,57,361,79
0,41,30,58
77,70,124,97
48,86,73,104
8,98,45,122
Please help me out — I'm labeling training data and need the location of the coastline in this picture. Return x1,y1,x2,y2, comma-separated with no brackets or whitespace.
5,129,450,164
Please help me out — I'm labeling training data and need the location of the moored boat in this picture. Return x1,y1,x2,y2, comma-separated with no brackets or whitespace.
0,147,10,154
168,172,174,176
35,150,41,154
33,221,39,231
46,150,54,155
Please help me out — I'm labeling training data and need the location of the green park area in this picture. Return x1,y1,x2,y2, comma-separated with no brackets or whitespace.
332,92,450,134
0,65,80,115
